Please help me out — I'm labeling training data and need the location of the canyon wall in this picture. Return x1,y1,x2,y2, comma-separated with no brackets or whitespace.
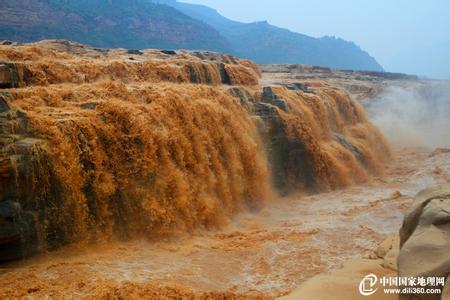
0,40,389,261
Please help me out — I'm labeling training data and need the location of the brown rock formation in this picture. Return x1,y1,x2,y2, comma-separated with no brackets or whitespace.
279,259,397,300
398,183,450,300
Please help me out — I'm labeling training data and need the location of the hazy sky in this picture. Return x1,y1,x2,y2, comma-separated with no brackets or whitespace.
181,0,450,79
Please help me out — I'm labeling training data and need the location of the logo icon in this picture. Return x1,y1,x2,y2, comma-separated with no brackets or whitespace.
359,274,378,296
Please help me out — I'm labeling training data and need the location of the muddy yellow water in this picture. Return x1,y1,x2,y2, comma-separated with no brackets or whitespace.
1,148,449,299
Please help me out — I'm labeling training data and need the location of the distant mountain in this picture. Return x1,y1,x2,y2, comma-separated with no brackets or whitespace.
154,0,384,71
0,0,231,52
0,0,384,71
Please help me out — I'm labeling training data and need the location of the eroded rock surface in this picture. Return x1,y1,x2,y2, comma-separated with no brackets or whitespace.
279,259,397,300
398,183,450,300
376,232,400,271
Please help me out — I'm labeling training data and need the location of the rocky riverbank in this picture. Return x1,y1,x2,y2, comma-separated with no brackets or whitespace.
281,183,450,300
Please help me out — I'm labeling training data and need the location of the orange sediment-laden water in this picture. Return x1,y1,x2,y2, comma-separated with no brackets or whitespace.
1,42,389,248
1,148,449,299
0,41,428,299
271,87,389,190
3,81,389,245
6,81,270,245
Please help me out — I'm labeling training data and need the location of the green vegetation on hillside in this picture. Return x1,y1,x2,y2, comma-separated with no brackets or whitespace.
0,0,230,51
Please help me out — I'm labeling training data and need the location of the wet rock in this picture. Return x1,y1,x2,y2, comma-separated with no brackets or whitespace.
0,62,18,89
0,102,54,261
285,82,310,92
0,139,64,262
1,103,27,141
190,51,237,64
0,200,39,262
312,65,332,73
161,50,176,55
254,87,324,195
227,87,254,113
253,102,278,119
184,61,249,85
0,201,24,260
253,101,316,194
0,157,11,181
398,183,450,300
126,49,143,55
1,40,13,46
80,102,97,110
15,109,27,120
0,62,30,89
0,200,21,220
261,87,287,111
0,95,10,112
93,48,109,54
185,63,215,84
333,133,366,166
219,63,231,85
2,108,28,134
253,102,290,194
14,138,41,152
261,86,277,100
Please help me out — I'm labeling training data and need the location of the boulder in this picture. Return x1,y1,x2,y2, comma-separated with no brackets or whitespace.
262,87,287,111
398,183,450,300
